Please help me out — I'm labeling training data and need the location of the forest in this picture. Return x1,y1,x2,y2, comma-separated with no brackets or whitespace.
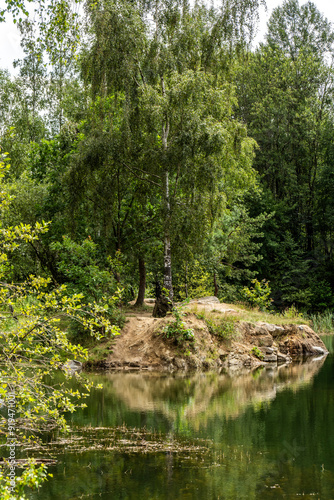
2,0,334,312
1,0,334,496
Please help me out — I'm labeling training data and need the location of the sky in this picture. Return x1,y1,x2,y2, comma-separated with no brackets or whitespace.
1,0,334,73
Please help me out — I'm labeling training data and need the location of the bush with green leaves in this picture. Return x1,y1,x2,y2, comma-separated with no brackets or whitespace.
173,260,213,301
0,153,120,498
49,237,127,335
50,236,117,301
162,306,194,345
282,305,303,319
242,279,272,311
0,461,50,500
251,346,264,360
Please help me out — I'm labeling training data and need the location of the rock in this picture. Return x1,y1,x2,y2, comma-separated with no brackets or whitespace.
243,357,252,366
258,335,274,347
218,349,227,360
276,324,328,357
105,297,328,372
161,353,173,363
252,326,269,336
298,325,312,334
257,322,285,337
263,354,277,363
61,360,82,373
277,352,291,364
311,345,328,355
282,338,304,357
191,296,220,303
174,358,187,370
227,355,240,366
153,296,173,318
108,361,121,368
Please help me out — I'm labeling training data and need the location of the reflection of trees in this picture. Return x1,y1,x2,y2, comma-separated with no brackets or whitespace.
107,357,326,428
42,356,334,500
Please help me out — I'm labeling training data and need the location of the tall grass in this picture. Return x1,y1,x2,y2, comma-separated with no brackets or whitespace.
310,311,334,334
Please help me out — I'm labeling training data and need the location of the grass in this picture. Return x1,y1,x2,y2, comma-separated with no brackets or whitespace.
186,300,334,337
186,302,310,327
205,316,237,340
121,303,152,315
309,311,334,334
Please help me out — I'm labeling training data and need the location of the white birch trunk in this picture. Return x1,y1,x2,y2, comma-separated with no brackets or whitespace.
161,76,173,301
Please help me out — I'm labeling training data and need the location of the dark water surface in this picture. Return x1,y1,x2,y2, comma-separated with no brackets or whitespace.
30,336,334,499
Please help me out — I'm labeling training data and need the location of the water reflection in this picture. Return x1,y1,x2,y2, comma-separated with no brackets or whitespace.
74,356,326,430
30,353,334,500
321,334,334,353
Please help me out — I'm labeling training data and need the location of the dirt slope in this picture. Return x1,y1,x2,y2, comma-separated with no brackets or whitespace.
84,298,328,372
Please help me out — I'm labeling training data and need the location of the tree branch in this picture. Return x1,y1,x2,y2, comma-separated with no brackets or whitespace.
121,162,162,187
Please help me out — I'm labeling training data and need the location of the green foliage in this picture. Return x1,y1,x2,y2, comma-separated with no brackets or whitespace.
234,1,334,312
309,280,334,312
206,317,236,340
3,0,334,318
281,305,303,319
213,204,268,280
162,306,194,345
79,0,259,299
50,236,117,300
0,461,50,499
310,311,334,334
242,279,272,311
49,237,128,337
6,0,334,493
251,346,264,360
174,260,213,301
0,155,120,497
266,0,334,59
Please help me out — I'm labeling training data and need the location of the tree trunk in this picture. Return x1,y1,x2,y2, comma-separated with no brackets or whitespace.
185,263,188,299
135,256,146,307
161,76,173,301
163,228,173,300
214,271,219,297
163,168,173,300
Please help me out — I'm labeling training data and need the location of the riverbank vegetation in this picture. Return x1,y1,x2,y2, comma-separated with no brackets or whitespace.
1,0,334,496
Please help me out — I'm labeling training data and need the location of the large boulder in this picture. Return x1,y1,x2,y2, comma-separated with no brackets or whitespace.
190,296,220,304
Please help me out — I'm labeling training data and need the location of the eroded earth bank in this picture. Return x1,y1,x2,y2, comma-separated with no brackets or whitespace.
86,297,328,372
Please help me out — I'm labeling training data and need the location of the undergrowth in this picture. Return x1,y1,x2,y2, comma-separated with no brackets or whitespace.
162,306,194,345
251,346,264,360
205,317,237,340
309,310,334,334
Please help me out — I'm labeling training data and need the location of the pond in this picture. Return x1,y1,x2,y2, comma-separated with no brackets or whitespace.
28,336,334,499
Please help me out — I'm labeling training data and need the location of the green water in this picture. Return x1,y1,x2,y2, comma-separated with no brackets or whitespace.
28,338,334,499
